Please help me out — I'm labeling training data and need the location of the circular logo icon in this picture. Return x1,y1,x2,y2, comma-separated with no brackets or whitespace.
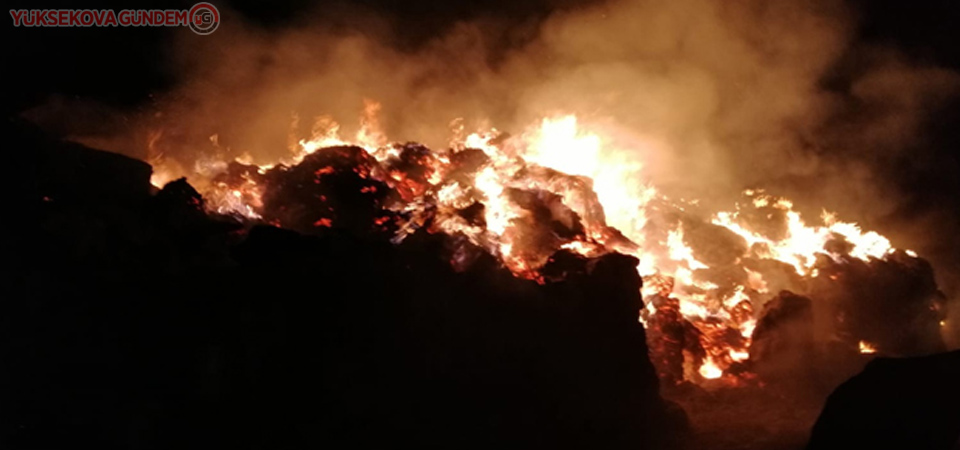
188,2,219,35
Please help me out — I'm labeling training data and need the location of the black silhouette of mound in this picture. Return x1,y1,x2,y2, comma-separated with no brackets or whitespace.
807,350,960,450
2,118,686,450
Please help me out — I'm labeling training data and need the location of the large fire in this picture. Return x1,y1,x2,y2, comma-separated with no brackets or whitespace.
148,102,926,385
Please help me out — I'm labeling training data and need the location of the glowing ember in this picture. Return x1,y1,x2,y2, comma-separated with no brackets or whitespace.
859,341,878,354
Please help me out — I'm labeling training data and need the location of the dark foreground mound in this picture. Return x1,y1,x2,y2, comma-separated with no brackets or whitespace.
807,350,960,450
2,118,686,449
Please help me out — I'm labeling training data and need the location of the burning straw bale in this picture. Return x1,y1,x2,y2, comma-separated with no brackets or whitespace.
502,187,588,268
749,291,816,382
258,145,398,237
809,251,946,357
644,291,706,387
747,253,947,385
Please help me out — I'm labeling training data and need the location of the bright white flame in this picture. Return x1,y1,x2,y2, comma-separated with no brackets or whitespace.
699,358,723,379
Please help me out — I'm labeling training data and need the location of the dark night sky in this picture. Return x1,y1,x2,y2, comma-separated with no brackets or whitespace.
5,0,960,105
2,0,573,111
4,0,960,297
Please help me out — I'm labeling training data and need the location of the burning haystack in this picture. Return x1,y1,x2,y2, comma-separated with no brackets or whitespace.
151,107,950,388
